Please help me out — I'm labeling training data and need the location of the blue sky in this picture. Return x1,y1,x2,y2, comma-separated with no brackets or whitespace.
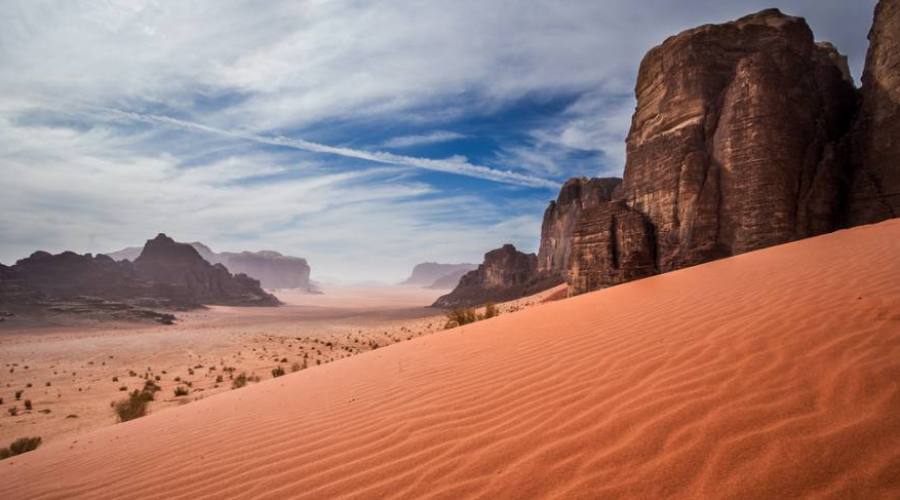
0,0,877,282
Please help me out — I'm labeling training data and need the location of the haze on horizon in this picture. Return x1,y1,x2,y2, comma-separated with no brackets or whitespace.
0,0,876,283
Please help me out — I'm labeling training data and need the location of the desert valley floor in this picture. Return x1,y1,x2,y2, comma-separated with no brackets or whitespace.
2,219,900,498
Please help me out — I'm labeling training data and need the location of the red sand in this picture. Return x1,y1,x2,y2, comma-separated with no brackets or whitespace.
2,219,899,499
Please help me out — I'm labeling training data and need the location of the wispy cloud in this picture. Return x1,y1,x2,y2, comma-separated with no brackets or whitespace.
92,107,558,189
383,131,467,149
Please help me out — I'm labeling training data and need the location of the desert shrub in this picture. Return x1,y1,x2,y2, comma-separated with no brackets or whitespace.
483,302,499,319
118,386,127,391
173,386,189,397
8,407,17,416
0,436,42,460
24,400,32,411
444,308,477,329
248,374,261,383
14,390,22,401
215,375,223,383
232,373,248,389
291,362,302,373
271,366,285,378
114,389,154,422
112,376,118,382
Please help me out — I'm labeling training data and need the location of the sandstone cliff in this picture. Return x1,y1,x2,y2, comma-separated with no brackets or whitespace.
432,245,555,308
537,177,621,277
618,8,857,273
848,0,900,224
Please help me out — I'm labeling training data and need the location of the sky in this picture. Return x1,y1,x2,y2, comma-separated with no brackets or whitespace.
0,0,879,282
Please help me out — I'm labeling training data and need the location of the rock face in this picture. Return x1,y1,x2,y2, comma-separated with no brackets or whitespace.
433,245,554,308
402,262,477,287
619,9,857,273
134,234,280,306
537,177,622,277
848,0,900,224
568,202,656,294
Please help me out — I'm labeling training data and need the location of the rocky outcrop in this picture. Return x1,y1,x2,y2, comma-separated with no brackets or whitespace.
537,177,622,277
568,201,656,295
848,0,900,224
109,242,313,291
433,245,555,308
134,234,280,306
619,9,857,273
402,262,477,287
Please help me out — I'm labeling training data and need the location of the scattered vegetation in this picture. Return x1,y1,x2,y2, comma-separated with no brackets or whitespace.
444,302,499,329
24,400,32,411
271,366,285,378
173,386,189,397
0,437,42,460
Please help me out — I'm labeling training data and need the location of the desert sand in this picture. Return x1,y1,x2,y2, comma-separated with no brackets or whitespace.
2,219,900,498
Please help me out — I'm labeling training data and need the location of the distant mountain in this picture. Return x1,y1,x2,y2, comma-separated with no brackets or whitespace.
108,241,313,291
401,262,476,287
0,233,279,324
426,268,472,290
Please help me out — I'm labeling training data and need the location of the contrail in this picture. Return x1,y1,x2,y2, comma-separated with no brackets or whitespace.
97,108,560,189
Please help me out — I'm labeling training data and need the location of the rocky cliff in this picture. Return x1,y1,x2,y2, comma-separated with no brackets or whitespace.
432,245,555,308
618,8,857,274
848,0,900,224
537,177,621,277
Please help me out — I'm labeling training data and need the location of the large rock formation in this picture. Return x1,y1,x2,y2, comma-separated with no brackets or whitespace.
433,245,555,308
401,262,477,287
619,9,857,273
848,0,900,224
134,234,280,306
109,242,313,291
537,177,621,277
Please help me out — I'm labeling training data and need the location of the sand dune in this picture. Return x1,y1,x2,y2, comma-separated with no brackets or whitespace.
2,220,900,499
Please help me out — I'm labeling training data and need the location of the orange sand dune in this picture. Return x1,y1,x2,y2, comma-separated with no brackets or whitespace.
3,220,900,499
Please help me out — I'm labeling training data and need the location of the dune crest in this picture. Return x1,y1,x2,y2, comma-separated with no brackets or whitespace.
2,219,900,499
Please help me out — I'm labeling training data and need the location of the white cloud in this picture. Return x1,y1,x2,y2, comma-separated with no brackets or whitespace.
383,131,467,149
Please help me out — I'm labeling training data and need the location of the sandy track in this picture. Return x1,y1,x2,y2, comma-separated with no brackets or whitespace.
2,220,899,499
